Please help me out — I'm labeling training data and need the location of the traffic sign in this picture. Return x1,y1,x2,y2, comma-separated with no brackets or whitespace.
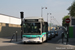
65,18,70,23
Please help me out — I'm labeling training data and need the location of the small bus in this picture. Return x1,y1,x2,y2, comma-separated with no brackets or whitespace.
22,17,48,43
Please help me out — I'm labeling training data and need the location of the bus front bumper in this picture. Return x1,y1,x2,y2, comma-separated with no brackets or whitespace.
22,37,42,43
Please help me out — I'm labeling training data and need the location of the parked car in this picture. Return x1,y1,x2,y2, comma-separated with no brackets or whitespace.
49,31,55,38
48,31,52,40
54,30,58,36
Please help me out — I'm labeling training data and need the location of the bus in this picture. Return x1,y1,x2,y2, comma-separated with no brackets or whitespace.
22,17,49,43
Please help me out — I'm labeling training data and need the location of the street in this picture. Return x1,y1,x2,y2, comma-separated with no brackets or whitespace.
0,0,75,50
0,29,74,50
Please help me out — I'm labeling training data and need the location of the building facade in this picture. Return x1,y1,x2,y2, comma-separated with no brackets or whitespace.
69,16,75,38
0,13,21,37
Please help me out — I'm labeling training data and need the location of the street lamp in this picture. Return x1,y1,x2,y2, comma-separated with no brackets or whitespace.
51,16,54,29
41,7,47,17
51,16,54,25
47,13,49,22
47,13,51,22
49,13,51,31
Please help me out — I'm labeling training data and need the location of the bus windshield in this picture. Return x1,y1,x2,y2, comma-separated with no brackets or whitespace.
23,23,40,35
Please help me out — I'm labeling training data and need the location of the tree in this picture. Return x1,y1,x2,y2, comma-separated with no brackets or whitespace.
68,1,75,17
62,15,70,27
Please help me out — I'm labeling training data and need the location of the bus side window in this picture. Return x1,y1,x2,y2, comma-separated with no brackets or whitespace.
45,23,48,32
42,24,45,32
42,22,48,32
44,24,47,32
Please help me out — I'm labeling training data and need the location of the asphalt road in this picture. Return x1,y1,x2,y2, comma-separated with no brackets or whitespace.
0,29,72,50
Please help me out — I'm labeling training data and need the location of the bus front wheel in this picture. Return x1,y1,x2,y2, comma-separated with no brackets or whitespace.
23,42,26,44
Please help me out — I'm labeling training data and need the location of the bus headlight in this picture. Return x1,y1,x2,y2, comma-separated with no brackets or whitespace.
37,36,40,40
39,37,40,40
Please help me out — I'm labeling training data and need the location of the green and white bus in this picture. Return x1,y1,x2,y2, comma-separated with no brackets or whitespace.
22,17,48,43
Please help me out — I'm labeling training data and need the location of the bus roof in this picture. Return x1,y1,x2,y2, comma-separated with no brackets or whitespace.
25,17,43,19
25,17,48,23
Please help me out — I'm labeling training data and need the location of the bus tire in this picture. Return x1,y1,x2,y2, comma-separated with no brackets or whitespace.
49,37,51,40
57,34,58,36
53,35,55,38
23,42,26,44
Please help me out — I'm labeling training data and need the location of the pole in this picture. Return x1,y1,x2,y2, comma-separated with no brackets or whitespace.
41,7,47,17
50,13,51,32
47,13,48,22
51,17,52,23
20,12,24,39
16,31,17,42
50,17,51,33
21,19,23,39
66,24,69,44
21,30,22,39
50,17,51,31
52,16,54,29
41,7,43,17
62,32,64,43
10,33,15,42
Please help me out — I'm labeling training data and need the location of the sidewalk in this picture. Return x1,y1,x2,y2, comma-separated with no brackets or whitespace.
0,36,22,46
57,38,75,47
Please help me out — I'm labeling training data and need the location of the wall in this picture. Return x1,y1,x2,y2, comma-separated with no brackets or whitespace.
0,22,21,37
69,27,73,38
69,26,75,38
69,16,75,27
69,17,75,38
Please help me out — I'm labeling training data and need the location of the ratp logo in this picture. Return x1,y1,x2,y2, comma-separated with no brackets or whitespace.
44,34,45,36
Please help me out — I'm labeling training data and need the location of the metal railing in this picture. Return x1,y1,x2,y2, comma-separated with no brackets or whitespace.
10,31,18,42
61,31,69,45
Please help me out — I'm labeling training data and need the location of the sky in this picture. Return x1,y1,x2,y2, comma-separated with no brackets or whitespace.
0,0,74,25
